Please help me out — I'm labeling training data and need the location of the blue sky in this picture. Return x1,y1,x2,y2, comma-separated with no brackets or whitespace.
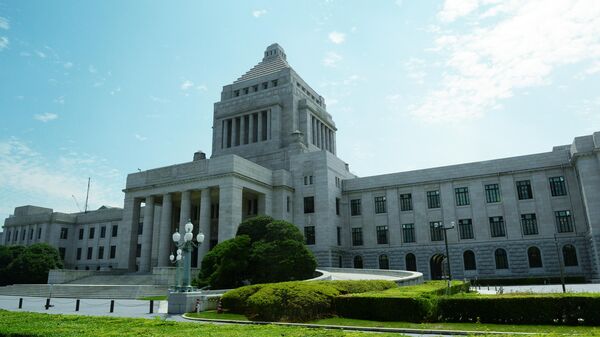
1,1,600,223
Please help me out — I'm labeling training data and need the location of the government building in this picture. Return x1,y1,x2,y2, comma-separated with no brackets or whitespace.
2,44,600,282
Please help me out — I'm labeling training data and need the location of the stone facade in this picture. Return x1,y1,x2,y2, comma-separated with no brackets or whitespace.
3,44,600,281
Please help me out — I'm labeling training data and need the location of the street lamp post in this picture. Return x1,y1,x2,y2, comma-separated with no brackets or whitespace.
169,219,205,292
434,221,455,292
553,233,567,293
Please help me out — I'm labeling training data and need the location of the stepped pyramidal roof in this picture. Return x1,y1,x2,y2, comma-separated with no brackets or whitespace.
234,43,290,84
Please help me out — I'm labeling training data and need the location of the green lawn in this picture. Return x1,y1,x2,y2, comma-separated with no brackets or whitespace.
312,317,600,336
0,310,405,337
186,310,249,321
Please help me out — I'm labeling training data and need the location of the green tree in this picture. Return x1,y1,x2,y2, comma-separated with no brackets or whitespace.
1,244,62,285
196,216,317,289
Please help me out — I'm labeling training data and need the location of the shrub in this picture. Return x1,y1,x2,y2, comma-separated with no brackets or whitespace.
333,280,468,322
0,244,62,285
221,280,398,322
437,293,600,325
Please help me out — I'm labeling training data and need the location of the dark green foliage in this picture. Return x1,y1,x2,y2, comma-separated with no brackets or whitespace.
333,281,468,322
222,280,398,322
470,277,586,286
0,244,63,285
437,294,600,325
195,216,316,289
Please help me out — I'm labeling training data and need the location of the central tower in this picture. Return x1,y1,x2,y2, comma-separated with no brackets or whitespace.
211,43,338,170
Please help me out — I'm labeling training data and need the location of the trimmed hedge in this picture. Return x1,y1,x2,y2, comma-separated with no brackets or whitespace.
334,281,469,322
221,280,397,322
437,293,600,325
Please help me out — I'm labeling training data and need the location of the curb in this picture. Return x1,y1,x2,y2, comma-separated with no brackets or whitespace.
181,314,539,336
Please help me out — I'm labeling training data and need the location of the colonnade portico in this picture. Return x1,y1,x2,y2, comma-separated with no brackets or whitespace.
123,181,272,273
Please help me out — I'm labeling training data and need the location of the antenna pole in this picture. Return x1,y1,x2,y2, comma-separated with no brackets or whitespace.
84,177,91,213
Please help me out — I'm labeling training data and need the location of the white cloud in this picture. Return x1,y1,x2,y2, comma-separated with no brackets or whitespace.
412,0,600,122
180,80,194,90
328,31,346,44
0,17,9,30
0,139,123,219
395,0,404,7
322,52,342,67
63,62,73,69
437,0,481,22
53,96,65,104
0,37,8,51
404,58,427,84
110,87,121,95
252,9,267,18
34,112,58,122
196,84,207,91
134,134,147,141
88,65,97,73
35,50,46,58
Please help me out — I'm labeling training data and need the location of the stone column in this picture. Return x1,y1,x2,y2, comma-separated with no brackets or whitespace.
266,109,271,140
198,189,211,266
179,190,192,234
223,119,229,148
257,111,263,142
140,196,155,272
232,117,238,146
240,115,246,145
158,193,172,267
122,196,142,271
218,183,243,242
257,193,272,216
248,114,254,143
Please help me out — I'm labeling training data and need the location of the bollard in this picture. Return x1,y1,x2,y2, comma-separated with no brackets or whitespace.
75,299,80,312
110,300,115,313
149,300,154,314
45,298,51,310
18,298,23,309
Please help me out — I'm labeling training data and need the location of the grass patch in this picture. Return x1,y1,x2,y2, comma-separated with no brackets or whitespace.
137,295,167,301
186,310,249,321
0,310,406,337
312,317,600,335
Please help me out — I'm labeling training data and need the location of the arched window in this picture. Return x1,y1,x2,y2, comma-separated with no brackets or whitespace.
563,244,578,267
528,246,543,268
379,254,389,269
463,250,476,270
405,253,417,271
353,255,363,269
495,248,509,269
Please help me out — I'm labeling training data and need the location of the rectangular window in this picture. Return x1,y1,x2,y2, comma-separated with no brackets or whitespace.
376,225,389,244
337,227,341,246
87,247,93,260
76,248,82,260
79,228,84,240
272,79,278,87
374,196,387,214
485,184,501,203
110,246,117,259
304,176,308,185
59,248,66,260
6,230,10,242
458,219,474,239
336,198,340,216
402,223,415,243
21,230,25,241
350,199,361,216
136,244,142,258
111,225,118,237
100,226,106,238
427,190,441,209
555,210,573,233
137,221,143,235
37,227,41,239
60,227,68,240
430,221,444,241
516,180,533,200
351,228,363,246
521,213,538,235
400,193,413,211
98,246,104,259
89,227,95,239
304,226,315,245
29,229,33,240
303,196,315,213
262,82,268,90
234,90,240,97
286,196,290,213
549,176,567,196
455,187,470,206
489,216,506,237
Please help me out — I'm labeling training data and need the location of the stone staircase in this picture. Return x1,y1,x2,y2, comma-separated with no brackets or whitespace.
0,273,167,299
